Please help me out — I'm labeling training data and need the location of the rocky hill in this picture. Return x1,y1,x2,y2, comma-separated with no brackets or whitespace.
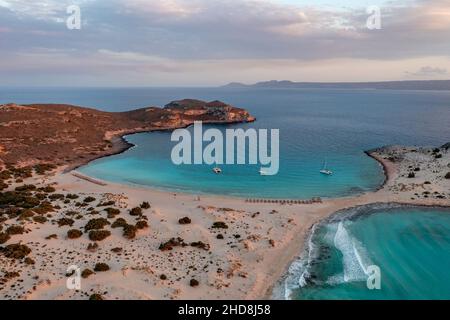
0,99,255,169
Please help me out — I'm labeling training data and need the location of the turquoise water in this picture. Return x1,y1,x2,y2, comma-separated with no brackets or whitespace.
3,87,450,198
280,204,450,300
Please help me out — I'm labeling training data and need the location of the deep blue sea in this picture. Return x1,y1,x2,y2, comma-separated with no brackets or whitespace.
2,87,450,299
2,86,449,199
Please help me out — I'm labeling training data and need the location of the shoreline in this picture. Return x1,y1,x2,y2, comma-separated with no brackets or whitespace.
65,146,450,300
64,118,256,173
65,147,449,300
1,142,449,300
269,201,450,300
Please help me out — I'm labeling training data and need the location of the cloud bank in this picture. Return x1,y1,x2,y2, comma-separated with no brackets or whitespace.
0,0,449,85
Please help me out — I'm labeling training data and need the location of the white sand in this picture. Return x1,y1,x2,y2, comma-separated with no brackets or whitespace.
1,146,449,300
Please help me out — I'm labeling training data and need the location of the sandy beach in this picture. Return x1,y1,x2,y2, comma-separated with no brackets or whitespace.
1,144,448,300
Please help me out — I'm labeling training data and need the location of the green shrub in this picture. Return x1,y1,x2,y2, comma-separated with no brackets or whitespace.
190,279,199,287
33,163,56,175
88,230,111,241
15,184,36,192
18,209,35,221
49,194,65,201
190,241,210,251
6,225,25,235
84,218,110,231
57,217,75,227
0,170,12,180
1,243,32,259
135,220,148,230
33,202,54,214
212,221,228,229
33,216,47,224
178,217,191,225
9,166,32,179
81,269,94,279
123,224,137,239
35,193,47,200
105,207,120,218
0,181,8,191
111,218,127,229
129,207,142,216
83,196,96,203
67,229,83,239
0,232,11,244
87,242,99,252
140,202,151,209
94,263,110,272
41,186,56,193
159,237,187,251
97,201,115,207
89,294,104,300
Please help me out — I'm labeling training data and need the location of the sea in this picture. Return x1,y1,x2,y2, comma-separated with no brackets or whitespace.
1,86,450,299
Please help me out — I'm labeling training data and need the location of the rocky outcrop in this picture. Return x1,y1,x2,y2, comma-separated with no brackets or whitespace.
441,142,450,150
0,99,255,169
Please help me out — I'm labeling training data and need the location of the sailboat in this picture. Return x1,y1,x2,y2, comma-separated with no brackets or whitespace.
320,159,333,175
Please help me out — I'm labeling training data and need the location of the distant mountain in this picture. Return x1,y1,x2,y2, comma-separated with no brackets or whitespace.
222,80,450,91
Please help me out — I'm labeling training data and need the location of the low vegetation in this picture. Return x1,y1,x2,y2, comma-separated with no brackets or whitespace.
67,229,83,239
0,243,32,259
88,230,111,241
159,237,187,251
212,221,229,229
140,201,151,209
178,217,191,225
135,220,148,230
129,207,142,216
94,263,110,272
122,224,137,239
84,218,110,231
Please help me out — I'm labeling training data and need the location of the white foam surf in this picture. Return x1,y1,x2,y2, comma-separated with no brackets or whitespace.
329,221,373,285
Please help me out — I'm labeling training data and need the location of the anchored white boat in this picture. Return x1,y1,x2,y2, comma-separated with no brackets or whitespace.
259,168,269,176
213,167,222,174
320,159,333,175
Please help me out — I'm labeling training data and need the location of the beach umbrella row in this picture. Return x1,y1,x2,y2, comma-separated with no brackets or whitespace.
245,197,322,204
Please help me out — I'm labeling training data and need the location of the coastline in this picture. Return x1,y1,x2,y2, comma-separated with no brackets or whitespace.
364,150,392,190
1,141,449,300
63,147,450,300
64,118,256,173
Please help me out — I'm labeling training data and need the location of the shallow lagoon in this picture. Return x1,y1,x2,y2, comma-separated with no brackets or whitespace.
281,204,450,300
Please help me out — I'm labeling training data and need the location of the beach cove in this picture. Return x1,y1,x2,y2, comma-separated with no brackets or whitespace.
0,141,448,299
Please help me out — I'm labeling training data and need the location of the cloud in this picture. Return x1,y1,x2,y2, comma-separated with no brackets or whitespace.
406,66,448,77
0,0,449,85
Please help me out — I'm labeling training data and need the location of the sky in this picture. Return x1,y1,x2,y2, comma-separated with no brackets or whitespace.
0,0,449,86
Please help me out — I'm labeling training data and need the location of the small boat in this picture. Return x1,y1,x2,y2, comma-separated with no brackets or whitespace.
213,167,222,174
320,159,333,175
259,168,269,175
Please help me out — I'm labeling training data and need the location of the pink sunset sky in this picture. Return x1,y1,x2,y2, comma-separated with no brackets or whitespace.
0,0,449,86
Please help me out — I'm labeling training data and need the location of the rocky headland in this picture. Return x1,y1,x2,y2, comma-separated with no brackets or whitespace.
0,99,255,170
